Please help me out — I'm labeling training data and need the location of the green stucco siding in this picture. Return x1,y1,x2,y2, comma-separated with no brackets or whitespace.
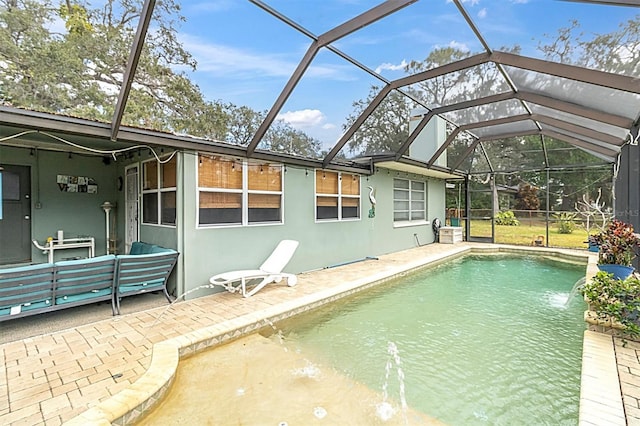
177,152,446,299
1,146,119,262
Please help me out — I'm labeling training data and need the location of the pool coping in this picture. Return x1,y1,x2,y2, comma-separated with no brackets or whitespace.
62,244,615,426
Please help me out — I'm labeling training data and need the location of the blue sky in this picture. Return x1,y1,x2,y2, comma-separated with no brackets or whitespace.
171,0,635,149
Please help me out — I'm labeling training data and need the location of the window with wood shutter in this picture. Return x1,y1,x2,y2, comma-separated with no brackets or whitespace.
198,154,282,226
315,170,360,221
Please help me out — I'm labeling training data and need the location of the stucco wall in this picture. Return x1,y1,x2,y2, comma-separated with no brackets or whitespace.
1,146,119,262
1,145,446,300
178,151,446,299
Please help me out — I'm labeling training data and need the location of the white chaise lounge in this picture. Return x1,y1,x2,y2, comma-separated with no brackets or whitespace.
209,239,299,297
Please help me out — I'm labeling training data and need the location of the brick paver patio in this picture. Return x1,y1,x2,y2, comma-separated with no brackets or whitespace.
0,243,637,425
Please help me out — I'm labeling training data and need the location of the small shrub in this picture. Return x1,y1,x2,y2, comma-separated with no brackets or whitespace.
495,210,520,226
553,212,576,234
581,271,640,341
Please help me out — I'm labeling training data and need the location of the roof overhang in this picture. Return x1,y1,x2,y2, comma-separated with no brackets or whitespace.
370,155,465,180
0,106,372,175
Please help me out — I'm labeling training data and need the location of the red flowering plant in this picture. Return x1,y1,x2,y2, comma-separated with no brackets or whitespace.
591,219,640,266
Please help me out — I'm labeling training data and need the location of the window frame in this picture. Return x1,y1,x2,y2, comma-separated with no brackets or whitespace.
141,155,177,227
197,154,284,227
393,177,427,225
315,170,361,222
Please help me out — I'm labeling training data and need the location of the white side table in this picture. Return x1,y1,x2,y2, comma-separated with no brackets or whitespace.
32,237,95,263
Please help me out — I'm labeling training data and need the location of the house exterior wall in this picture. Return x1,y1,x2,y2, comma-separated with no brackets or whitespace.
0,146,119,262
177,151,446,299
112,152,181,293
1,144,446,301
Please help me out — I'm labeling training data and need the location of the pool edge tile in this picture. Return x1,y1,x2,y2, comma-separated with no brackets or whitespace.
579,330,625,426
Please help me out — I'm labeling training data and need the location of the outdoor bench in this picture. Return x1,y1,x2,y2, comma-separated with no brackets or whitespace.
0,243,178,322
0,255,116,321
114,242,178,314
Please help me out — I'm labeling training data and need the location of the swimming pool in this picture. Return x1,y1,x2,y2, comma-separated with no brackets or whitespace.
137,254,586,425
276,255,586,425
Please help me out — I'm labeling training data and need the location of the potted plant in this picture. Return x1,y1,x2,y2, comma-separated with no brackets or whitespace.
591,219,640,280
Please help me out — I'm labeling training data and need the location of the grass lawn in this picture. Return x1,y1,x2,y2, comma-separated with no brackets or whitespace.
462,220,591,249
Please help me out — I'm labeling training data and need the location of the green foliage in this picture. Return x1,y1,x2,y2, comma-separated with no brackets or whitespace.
0,1,637,169
581,271,640,340
495,210,520,226
553,212,577,234
0,0,324,157
591,219,640,266
59,4,93,35
515,184,540,210
344,86,410,157
539,18,640,76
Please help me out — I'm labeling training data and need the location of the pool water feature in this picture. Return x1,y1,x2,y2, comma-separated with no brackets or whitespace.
276,255,586,425
137,254,586,425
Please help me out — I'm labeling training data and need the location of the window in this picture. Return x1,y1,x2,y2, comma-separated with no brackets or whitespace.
315,170,360,221
393,178,426,222
142,155,177,226
198,154,283,226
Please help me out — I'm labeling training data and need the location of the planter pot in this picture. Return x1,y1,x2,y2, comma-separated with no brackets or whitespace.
587,242,599,253
597,263,635,280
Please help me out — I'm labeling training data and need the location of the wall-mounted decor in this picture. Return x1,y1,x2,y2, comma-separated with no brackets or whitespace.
57,174,98,193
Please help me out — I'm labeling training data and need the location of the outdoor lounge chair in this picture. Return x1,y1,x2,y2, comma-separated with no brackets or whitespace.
209,239,299,297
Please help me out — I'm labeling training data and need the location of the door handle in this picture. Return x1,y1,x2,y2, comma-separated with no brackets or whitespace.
24,215,30,220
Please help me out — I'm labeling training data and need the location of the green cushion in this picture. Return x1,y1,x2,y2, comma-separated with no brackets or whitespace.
129,242,175,255
55,289,111,305
0,299,52,316
119,279,164,293
129,242,153,255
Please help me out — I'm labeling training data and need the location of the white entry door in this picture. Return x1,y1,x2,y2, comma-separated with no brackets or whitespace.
124,164,139,253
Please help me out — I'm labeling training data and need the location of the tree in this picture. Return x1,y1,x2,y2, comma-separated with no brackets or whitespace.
0,0,74,110
538,17,640,76
264,121,323,158
343,86,412,157
404,46,520,109
225,105,266,146
0,0,226,136
0,1,326,156
342,46,525,162
515,184,540,211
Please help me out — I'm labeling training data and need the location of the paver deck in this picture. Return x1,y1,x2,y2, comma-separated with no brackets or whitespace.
0,242,637,425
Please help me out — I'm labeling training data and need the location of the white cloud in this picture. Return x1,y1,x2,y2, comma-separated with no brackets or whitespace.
307,63,358,81
277,109,326,129
180,34,296,78
276,109,342,145
448,40,470,52
180,34,358,84
478,8,487,19
375,59,408,74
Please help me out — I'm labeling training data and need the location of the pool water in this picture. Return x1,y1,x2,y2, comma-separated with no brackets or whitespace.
277,255,586,425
